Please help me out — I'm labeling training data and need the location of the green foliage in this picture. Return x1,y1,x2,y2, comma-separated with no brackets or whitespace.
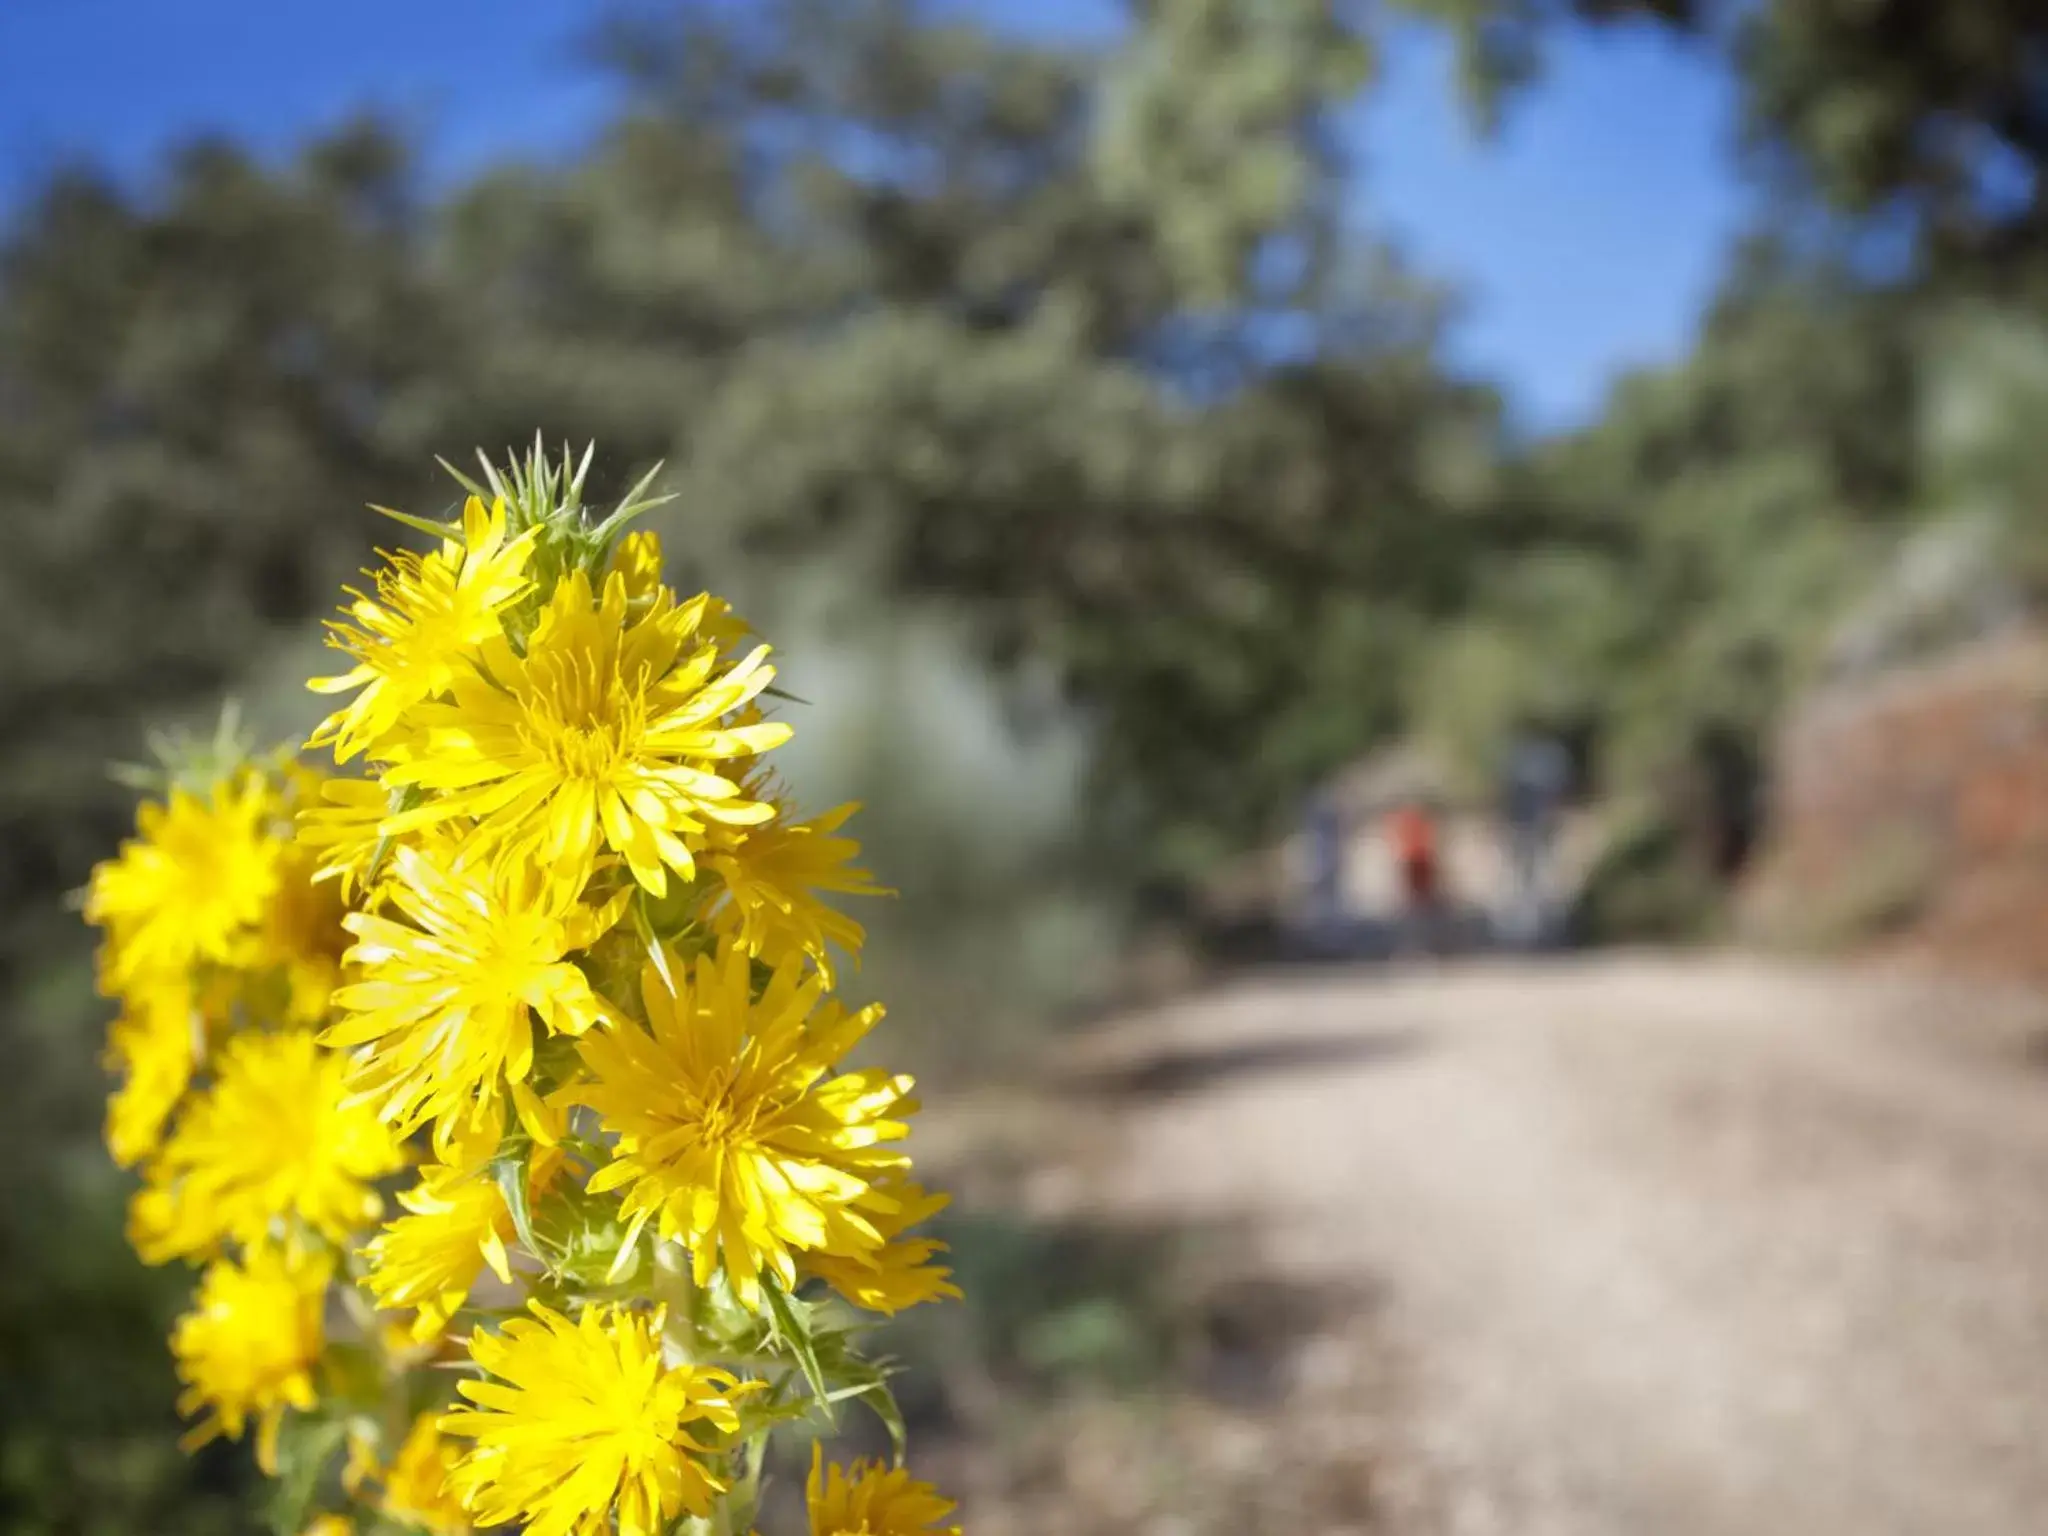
1093,0,1372,303
0,122,463,983
1570,803,1724,944
0,945,261,1536
1736,0,2048,257
1416,246,1927,908
1919,309,2048,600
890,1211,1191,1396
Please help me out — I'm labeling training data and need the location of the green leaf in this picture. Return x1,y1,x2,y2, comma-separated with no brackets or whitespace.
369,503,459,541
491,1140,545,1267
592,459,669,530
360,782,423,893
436,456,492,502
632,892,676,994
266,1416,347,1536
813,1333,908,1463
760,1274,833,1421
569,440,598,499
859,1376,909,1465
589,488,678,547
476,447,512,506
107,759,161,792
731,1391,814,1437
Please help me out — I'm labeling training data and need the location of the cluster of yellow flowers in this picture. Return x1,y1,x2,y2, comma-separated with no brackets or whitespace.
85,447,961,1536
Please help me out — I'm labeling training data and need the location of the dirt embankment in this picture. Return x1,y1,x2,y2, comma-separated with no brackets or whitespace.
1743,630,2048,980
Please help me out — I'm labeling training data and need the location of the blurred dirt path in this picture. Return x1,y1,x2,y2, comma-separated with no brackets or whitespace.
1056,954,2048,1535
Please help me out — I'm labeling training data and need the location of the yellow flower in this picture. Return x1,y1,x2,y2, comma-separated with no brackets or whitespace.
252,838,352,1025
309,496,536,764
701,594,752,655
86,775,282,989
807,1445,959,1536
103,980,200,1167
135,1030,403,1263
380,570,789,896
346,1424,380,1492
328,843,623,1151
606,528,666,604
173,1246,330,1473
571,944,916,1305
381,1414,472,1536
363,1102,571,1342
803,1179,960,1316
303,1517,354,1536
705,799,887,985
361,1157,516,1341
440,1302,756,1536
607,532,752,653
296,775,398,899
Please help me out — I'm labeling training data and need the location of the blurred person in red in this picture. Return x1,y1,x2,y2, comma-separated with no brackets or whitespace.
1386,798,1442,953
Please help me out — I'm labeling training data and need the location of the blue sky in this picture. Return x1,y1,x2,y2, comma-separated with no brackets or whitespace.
0,0,1745,431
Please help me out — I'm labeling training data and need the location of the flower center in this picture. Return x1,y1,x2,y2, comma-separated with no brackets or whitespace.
523,656,650,782
166,827,267,929
480,910,562,988
691,1071,768,1153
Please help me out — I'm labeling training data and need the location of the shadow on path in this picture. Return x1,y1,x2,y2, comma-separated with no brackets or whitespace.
1068,1027,1427,1100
